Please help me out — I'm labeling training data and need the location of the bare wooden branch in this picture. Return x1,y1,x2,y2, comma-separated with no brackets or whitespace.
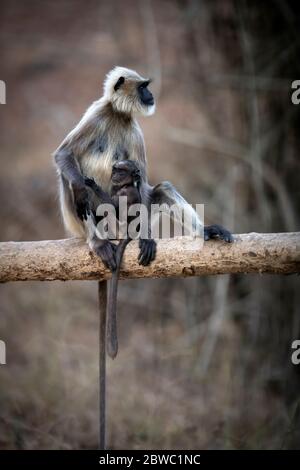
0,233,299,282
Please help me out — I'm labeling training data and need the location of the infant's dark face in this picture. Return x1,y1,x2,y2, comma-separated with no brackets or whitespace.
111,160,140,186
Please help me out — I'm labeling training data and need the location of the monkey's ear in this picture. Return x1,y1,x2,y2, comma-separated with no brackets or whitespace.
114,76,125,91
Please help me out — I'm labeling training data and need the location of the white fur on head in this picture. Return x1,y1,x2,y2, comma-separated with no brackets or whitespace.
103,66,155,116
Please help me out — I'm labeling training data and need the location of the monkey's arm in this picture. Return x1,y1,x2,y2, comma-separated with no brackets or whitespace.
83,177,118,271
84,177,115,206
54,146,85,186
137,182,156,266
54,147,90,221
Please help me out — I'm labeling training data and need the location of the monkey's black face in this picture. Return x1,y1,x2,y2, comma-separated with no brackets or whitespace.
138,80,154,106
111,160,141,186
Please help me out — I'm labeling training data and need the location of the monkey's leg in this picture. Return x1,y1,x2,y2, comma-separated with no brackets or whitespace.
84,193,118,271
136,185,157,266
98,280,107,450
152,180,203,234
91,237,117,272
85,214,117,271
152,181,233,243
107,238,131,359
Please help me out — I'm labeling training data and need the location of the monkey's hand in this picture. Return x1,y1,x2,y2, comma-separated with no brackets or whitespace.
138,238,157,266
73,184,91,221
204,224,233,243
94,239,117,272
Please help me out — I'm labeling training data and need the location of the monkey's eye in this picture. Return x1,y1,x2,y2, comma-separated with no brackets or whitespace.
138,80,151,90
114,76,125,91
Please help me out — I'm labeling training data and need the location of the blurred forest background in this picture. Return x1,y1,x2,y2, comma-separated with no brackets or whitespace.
0,0,300,449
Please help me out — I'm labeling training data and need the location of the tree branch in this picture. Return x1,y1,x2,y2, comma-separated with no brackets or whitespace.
0,233,299,282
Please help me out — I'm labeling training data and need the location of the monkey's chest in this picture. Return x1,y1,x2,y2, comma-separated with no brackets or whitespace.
80,152,113,191
80,140,135,190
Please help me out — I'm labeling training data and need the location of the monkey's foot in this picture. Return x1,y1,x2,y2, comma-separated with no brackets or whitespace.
204,224,233,243
138,239,157,266
94,240,117,271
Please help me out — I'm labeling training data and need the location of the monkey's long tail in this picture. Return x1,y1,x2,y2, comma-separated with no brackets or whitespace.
98,280,107,450
107,238,131,359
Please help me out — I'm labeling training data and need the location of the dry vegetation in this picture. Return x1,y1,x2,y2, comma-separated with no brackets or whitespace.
0,0,299,449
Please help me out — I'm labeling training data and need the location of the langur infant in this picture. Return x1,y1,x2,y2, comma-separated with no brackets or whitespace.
85,159,156,358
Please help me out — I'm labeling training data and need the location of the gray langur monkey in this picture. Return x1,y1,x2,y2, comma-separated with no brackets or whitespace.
53,66,232,450
53,66,215,270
